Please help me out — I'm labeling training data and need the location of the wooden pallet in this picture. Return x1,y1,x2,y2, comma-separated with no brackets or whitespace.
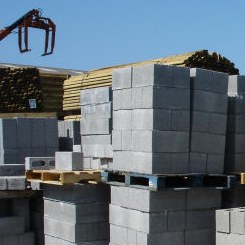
26,170,101,185
101,171,236,191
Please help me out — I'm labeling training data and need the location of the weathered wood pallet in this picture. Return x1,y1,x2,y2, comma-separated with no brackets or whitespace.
26,170,101,185
101,171,236,191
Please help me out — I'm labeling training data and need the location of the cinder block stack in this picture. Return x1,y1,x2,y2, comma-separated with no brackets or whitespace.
0,118,59,165
0,198,35,245
80,87,113,170
216,208,245,244
43,183,110,245
58,120,81,151
225,75,245,173
110,186,221,245
111,64,190,174
190,69,228,174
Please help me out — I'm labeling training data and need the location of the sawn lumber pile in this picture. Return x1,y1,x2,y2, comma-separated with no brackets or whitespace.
63,50,239,112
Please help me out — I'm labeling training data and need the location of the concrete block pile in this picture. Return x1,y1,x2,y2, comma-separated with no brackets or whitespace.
216,208,245,244
0,198,35,245
0,118,58,165
110,186,221,245
112,65,190,174
80,87,113,170
189,68,228,173
43,183,110,245
225,75,245,172
111,64,229,174
58,120,81,151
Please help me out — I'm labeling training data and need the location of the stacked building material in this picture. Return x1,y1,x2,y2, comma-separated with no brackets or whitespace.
58,120,81,151
189,68,229,173
63,50,238,115
43,183,110,245
112,64,190,173
225,75,245,172
110,186,221,245
0,198,35,244
216,208,245,244
0,118,58,165
80,86,113,169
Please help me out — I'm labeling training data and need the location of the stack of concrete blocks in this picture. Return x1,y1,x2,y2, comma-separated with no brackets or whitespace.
58,120,81,151
225,75,245,173
110,186,221,245
80,87,113,170
216,208,245,244
0,198,35,245
112,64,190,174
43,183,110,245
190,69,228,174
0,118,59,165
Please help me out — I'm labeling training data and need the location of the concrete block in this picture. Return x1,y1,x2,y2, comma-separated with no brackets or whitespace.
187,189,222,210
136,230,184,245
31,148,46,158
7,176,26,190
229,96,245,114
45,118,59,148
113,89,132,110
189,152,207,173
43,184,110,204
227,114,245,134
0,177,7,190
191,132,226,154
231,209,245,234
81,135,111,145
121,131,133,151
82,144,113,158
132,64,190,88
0,149,18,165
225,153,245,172
110,224,127,245
226,133,245,153
192,111,227,135
0,217,25,235
17,118,31,148
90,157,111,170
55,152,83,171
132,109,172,131
132,86,190,110
44,217,109,243
12,198,30,231
44,199,108,223
81,103,112,119
192,90,227,113
19,232,35,245
45,148,57,157
0,119,18,149
0,199,10,217
25,157,55,170
132,130,189,153
109,204,167,233
206,154,224,174
31,119,45,148
0,164,25,176
112,67,132,90
167,211,186,231
185,229,215,245
109,151,131,172
186,210,215,230
113,110,132,131
80,86,112,106
81,118,112,135
191,68,228,93
216,209,231,233
82,157,91,169
216,232,245,245
171,110,190,131
111,186,186,212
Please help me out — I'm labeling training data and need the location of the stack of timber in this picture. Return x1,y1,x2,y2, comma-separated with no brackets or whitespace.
63,50,239,116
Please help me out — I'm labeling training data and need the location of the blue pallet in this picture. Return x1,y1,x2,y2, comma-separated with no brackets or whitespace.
101,171,237,191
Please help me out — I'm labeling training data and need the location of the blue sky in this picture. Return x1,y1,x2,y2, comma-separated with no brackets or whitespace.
1,1,245,73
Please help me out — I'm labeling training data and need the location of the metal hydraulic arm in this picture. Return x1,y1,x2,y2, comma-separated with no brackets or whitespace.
0,9,56,56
